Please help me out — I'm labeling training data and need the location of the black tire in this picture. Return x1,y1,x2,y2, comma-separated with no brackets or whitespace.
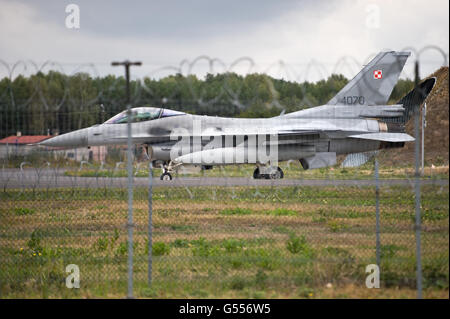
160,172,172,181
253,167,261,179
277,167,284,179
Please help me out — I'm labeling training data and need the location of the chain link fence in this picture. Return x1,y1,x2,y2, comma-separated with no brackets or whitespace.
0,47,448,298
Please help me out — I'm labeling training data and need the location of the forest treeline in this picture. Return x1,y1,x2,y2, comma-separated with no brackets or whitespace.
0,71,414,137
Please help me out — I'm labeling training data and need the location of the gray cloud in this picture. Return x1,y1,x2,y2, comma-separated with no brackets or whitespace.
0,0,448,81
17,0,308,39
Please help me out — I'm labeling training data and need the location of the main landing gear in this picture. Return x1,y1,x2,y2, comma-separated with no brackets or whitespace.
143,145,177,181
159,161,182,181
253,166,284,179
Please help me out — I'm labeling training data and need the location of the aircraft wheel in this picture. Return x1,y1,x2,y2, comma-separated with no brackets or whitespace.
160,172,172,181
277,167,284,179
269,167,284,179
253,167,261,179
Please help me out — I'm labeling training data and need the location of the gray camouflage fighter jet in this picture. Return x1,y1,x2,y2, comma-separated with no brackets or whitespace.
40,51,436,180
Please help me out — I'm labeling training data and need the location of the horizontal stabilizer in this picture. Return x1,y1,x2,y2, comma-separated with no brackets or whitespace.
349,132,414,142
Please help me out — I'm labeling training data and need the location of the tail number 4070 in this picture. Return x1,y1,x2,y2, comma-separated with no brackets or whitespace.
341,96,365,105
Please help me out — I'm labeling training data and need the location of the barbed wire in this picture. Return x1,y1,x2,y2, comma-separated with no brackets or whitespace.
0,45,447,139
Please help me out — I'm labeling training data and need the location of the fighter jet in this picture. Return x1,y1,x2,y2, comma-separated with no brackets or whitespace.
40,51,435,180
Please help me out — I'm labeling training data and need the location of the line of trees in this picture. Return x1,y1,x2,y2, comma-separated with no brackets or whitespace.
0,71,414,137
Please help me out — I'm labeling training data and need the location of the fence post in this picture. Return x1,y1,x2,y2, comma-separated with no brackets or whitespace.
414,60,423,299
375,157,381,268
111,60,141,299
126,102,134,299
148,161,153,285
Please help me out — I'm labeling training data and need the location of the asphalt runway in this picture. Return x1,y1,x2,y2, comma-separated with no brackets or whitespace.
0,168,447,189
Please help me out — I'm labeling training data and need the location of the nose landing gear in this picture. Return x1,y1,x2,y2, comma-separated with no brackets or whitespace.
159,161,181,181
160,171,172,181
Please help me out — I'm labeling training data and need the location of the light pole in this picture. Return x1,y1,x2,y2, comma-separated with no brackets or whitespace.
111,60,142,299
413,60,423,299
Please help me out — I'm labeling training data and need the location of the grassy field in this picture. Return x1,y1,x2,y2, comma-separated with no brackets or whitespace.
0,184,448,298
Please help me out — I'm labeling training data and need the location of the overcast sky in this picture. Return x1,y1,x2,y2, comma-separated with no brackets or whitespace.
0,0,448,81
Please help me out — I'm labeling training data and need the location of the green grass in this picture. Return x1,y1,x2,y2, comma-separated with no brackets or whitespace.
266,208,297,216
286,235,315,257
13,207,35,216
152,242,171,256
220,208,253,215
380,244,406,258
327,220,349,233
0,184,448,298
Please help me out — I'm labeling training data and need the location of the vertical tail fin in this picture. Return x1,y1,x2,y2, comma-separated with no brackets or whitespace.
328,51,410,106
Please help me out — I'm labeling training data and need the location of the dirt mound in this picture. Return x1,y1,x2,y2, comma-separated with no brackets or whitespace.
379,66,449,166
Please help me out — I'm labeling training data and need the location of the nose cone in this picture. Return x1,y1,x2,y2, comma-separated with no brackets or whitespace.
40,128,89,148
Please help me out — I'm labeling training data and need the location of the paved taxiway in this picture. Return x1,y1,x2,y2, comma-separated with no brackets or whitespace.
0,168,447,189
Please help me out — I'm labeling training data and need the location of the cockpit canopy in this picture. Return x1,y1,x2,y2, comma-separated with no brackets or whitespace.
104,107,185,124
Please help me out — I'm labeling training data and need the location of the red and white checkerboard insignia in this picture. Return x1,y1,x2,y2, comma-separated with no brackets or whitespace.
373,70,383,79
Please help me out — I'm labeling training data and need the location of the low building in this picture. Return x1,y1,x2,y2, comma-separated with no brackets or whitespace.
0,134,107,162
0,135,51,158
